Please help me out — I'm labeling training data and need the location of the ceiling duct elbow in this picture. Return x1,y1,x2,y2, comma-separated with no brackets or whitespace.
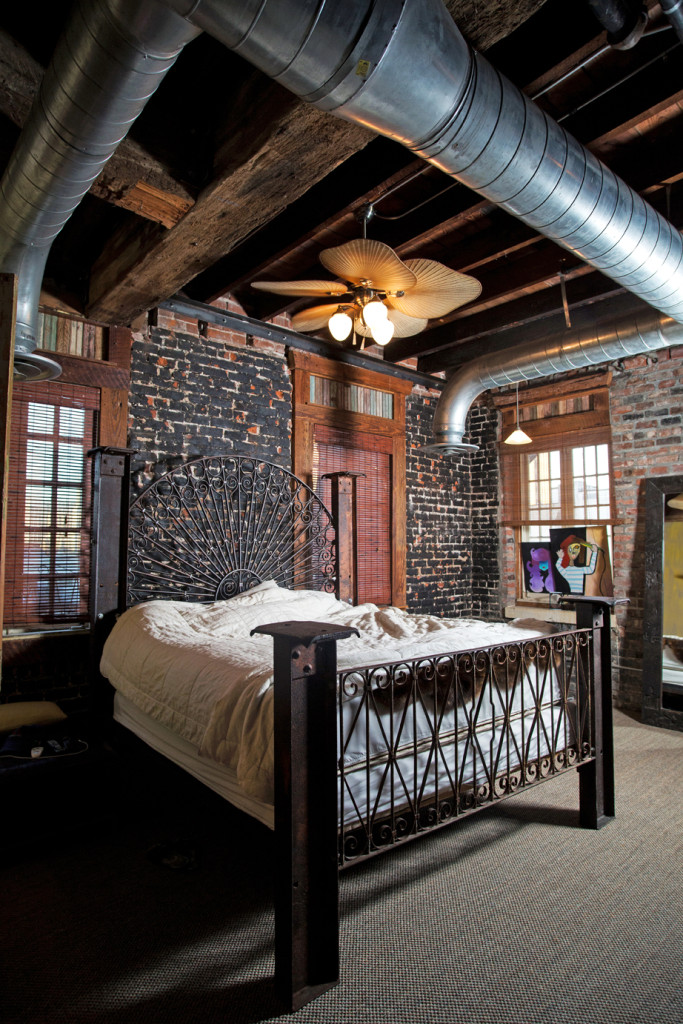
424,311,683,456
0,0,200,380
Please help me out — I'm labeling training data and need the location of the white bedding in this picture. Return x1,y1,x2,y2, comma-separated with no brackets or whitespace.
100,581,557,806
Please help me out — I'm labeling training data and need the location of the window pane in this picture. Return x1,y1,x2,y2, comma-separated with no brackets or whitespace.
57,442,84,482
26,439,54,481
56,488,84,529
59,406,85,438
25,485,53,527
5,382,98,630
27,403,54,434
572,443,611,521
525,449,562,521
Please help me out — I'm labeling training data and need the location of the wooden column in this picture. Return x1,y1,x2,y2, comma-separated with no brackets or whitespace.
0,274,17,676
322,471,364,605
251,619,358,1012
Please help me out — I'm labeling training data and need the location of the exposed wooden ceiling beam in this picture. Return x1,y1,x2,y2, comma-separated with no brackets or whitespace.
86,100,374,323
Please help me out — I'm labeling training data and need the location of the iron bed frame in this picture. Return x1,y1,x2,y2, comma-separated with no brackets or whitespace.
91,451,617,1012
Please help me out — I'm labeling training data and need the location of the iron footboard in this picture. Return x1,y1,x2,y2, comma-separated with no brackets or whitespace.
254,595,617,1012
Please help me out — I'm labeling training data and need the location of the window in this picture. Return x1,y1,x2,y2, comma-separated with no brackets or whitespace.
4,383,99,631
290,350,412,607
497,374,615,606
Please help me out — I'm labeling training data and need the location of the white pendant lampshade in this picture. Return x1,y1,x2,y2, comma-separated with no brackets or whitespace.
504,382,532,445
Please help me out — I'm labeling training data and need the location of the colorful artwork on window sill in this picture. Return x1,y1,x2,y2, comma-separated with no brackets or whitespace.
522,527,613,598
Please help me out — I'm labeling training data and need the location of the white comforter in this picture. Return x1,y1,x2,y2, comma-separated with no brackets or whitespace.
100,581,549,803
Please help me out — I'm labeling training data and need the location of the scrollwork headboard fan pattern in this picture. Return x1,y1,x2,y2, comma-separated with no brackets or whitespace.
127,456,336,605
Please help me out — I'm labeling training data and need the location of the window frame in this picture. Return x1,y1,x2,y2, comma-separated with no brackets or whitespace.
496,372,616,608
289,350,412,608
2,346,129,637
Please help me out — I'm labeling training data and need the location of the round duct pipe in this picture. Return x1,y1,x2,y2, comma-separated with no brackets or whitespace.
168,0,683,328
424,311,683,454
0,0,200,380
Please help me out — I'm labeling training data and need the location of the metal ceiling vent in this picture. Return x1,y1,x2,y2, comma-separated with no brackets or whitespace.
0,0,200,380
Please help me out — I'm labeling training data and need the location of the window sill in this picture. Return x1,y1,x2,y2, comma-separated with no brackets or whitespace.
505,603,618,627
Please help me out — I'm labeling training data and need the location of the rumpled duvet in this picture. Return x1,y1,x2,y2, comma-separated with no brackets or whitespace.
100,581,548,803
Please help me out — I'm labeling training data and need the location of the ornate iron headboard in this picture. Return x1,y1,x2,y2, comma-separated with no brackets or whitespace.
127,455,336,605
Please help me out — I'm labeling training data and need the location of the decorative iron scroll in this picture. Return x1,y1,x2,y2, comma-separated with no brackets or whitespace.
337,628,593,865
127,455,336,604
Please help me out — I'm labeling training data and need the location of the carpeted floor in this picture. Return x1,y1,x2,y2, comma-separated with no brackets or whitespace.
2,710,682,1024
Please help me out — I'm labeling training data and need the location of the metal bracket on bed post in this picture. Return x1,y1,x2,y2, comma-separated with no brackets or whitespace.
555,595,627,829
251,619,359,1012
322,472,364,604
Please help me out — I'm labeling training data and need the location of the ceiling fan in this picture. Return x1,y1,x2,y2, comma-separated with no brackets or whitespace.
251,230,481,347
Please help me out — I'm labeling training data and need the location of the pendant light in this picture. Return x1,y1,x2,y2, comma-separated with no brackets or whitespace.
504,382,532,445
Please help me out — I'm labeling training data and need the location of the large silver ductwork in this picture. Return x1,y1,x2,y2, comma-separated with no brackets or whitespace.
2,0,682,385
170,0,683,327
0,0,200,380
426,311,683,455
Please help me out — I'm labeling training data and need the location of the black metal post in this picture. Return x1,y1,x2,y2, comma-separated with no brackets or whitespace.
251,619,358,1012
556,594,626,829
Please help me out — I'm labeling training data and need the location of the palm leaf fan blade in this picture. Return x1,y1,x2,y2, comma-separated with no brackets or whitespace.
251,279,349,297
386,309,428,338
319,239,417,292
389,259,482,318
291,303,345,333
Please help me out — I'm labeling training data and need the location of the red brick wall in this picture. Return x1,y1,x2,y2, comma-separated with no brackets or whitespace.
496,346,683,711
609,345,683,708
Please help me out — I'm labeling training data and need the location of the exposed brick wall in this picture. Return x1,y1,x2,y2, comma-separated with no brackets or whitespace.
609,346,683,709
128,304,292,495
405,388,501,618
469,398,503,619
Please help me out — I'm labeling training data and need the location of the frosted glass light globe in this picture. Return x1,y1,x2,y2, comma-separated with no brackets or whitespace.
371,318,395,346
362,299,388,329
328,311,353,341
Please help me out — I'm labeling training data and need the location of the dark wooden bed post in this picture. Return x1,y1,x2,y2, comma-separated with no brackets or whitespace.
251,619,359,1012
89,446,136,718
557,594,626,829
322,471,364,604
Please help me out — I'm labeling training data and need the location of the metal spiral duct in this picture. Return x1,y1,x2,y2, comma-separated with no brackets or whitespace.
2,0,683,391
426,311,683,454
169,0,683,328
0,0,199,380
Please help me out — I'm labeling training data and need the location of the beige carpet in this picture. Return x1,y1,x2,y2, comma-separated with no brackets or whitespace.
2,711,682,1024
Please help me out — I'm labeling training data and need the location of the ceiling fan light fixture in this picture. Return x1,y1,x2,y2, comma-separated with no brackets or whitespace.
370,317,395,346
362,298,388,329
328,309,353,341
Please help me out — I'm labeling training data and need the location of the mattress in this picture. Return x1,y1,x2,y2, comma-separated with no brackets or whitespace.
102,581,572,827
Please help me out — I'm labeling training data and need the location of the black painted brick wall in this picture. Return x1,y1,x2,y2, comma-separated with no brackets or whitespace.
128,320,292,496
405,389,501,618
